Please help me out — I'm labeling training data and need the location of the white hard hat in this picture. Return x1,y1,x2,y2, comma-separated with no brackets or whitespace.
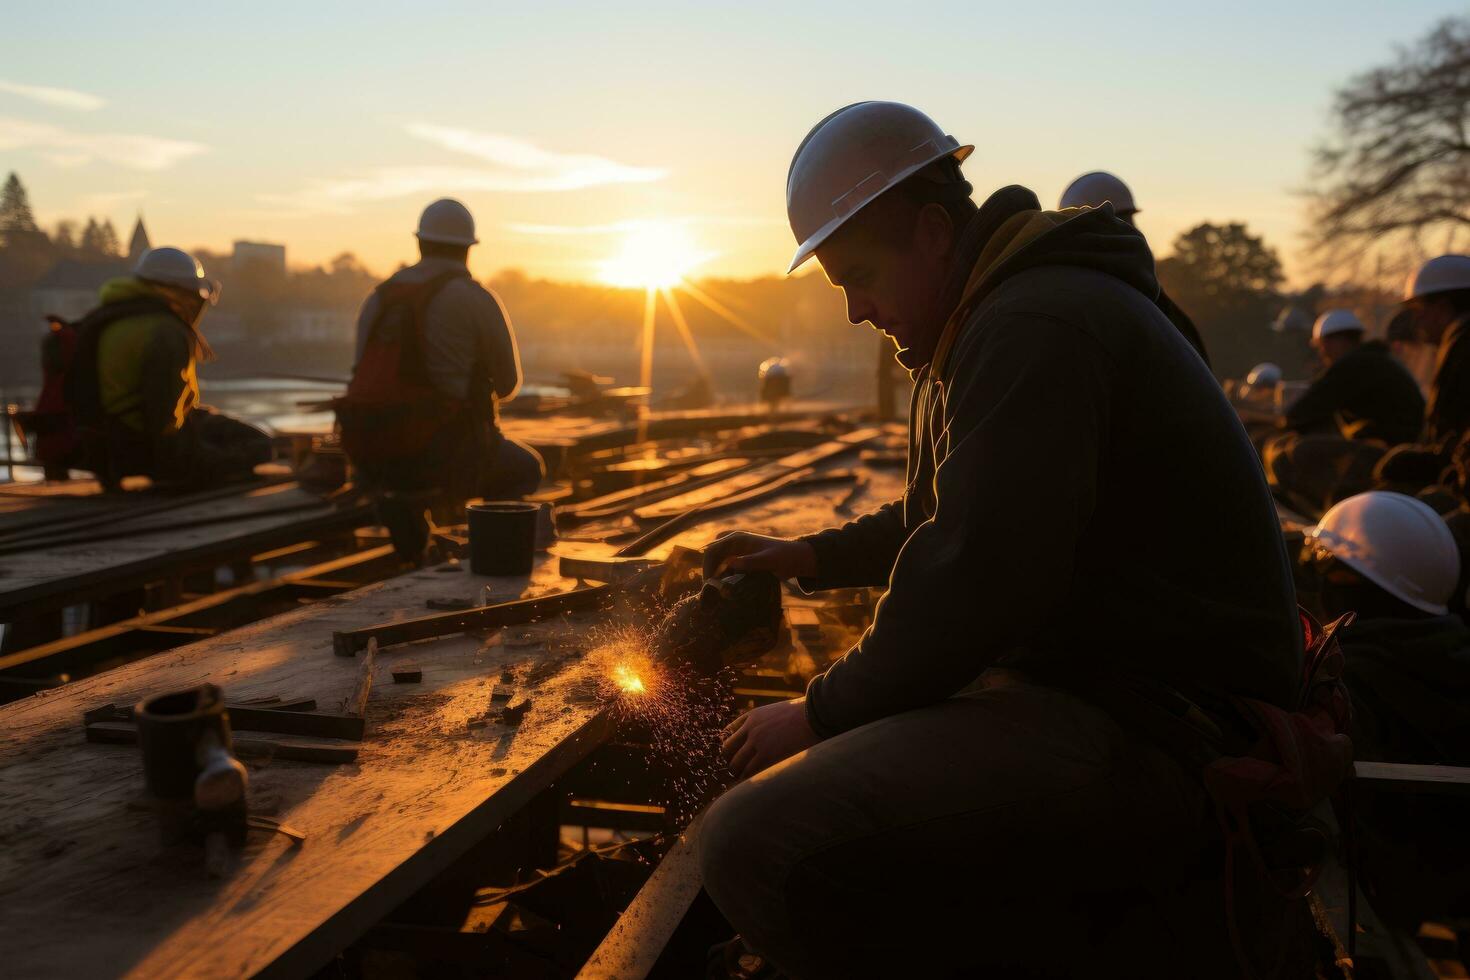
1404,255,1470,301
758,356,790,379
785,101,973,274
1272,306,1312,334
1308,491,1461,615
416,198,478,246
1245,362,1282,387
1059,171,1137,214
1312,308,1364,341
134,246,220,305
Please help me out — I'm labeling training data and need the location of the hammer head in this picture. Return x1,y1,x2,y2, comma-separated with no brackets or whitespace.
650,571,783,676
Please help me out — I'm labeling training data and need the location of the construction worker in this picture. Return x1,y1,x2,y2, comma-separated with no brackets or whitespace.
60,246,270,488
1059,171,1210,366
699,102,1308,978
338,198,543,557
1373,255,1470,493
1302,491,1470,927
1261,309,1426,515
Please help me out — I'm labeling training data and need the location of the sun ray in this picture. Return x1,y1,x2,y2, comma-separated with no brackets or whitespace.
658,286,711,380
674,278,778,347
637,286,657,443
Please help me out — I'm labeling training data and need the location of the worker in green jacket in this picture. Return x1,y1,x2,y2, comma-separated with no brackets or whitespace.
74,247,271,487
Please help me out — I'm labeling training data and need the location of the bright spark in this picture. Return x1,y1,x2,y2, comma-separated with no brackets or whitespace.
612,661,647,695
597,221,714,289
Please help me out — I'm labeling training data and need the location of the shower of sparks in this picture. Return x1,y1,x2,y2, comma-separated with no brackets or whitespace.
586,625,737,827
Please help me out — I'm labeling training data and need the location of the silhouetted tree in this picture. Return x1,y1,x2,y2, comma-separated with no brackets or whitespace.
1158,222,1294,379
52,220,77,253
1307,16,1470,274
0,172,39,236
78,217,121,258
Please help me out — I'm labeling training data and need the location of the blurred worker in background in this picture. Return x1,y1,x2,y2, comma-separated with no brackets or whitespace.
1374,255,1470,495
1301,491,1470,929
1059,171,1210,366
337,198,543,558
698,102,1316,978
1262,308,1425,515
43,246,271,489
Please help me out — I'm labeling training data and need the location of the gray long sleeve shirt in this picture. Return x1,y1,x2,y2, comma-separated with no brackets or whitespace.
354,256,522,403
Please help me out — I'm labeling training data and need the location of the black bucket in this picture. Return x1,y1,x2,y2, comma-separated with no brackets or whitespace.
468,501,539,576
135,684,232,800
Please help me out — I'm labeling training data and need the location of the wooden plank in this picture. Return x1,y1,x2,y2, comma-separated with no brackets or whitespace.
0,544,397,676
0,486,372,618
632,428,882,522
577,815,705,980
0,553,618,979
1354,760,1470,796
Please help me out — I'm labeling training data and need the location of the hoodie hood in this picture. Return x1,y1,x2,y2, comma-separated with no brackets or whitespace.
99,276,163,306
930,191,1158,377
97,276,213,361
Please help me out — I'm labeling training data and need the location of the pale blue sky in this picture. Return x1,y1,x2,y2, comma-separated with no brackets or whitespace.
2,1,1462,283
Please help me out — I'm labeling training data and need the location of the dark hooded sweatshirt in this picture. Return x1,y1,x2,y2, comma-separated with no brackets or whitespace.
1428,316,1470,448
1283,340,1425,445
798,188,1302,737
1340,614,1470,925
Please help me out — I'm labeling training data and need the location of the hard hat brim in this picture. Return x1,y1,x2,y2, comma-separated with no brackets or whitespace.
786,144,974,275
1306,524,1451,615
416,231,479,246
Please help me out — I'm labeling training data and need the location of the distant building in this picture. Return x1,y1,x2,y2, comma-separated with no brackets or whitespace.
232,241,286,280
278,308,354,344
29,257,129,322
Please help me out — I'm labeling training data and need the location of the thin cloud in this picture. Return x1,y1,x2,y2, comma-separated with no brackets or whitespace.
507,216,784,236
0,79,105,112
0,116,205,170
406,123,665,188
260,127,666,215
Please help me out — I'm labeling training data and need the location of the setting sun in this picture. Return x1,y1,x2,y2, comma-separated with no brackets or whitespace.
597,222,713,289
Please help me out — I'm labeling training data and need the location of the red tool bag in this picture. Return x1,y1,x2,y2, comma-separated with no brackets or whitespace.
335,269,469,466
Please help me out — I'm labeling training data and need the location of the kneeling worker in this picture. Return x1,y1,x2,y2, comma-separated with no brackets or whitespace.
339,199,543,557
1060,170,1210,366
1263,309,1426,515
1303,491,1470,928
699,102,1305,978
66,246,270,488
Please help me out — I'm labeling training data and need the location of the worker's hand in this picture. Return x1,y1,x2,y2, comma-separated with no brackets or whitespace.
703,531,817,581
721,697,820,781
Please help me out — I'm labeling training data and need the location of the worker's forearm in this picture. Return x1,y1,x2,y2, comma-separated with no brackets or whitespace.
795,500,908,591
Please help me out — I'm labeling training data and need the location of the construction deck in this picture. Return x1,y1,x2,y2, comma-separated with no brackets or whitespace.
0,553,614,979
0,456,901,979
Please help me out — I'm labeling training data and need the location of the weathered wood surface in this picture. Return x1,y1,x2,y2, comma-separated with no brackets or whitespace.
576,815,705,980
0,481,370,617
0,552,615,980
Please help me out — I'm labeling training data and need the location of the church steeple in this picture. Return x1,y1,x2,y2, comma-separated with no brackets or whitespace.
127,215,150,261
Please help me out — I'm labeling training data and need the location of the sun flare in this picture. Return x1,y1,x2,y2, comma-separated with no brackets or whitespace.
597,222,712,289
